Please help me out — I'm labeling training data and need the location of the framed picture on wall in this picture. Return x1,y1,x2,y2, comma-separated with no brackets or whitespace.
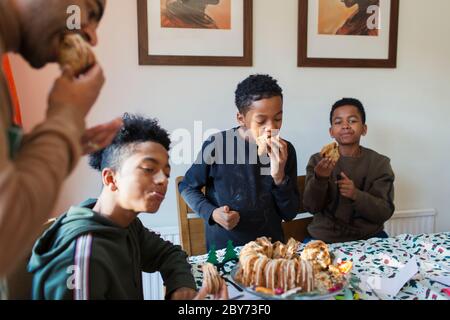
137,0,253,66
298,0,399,68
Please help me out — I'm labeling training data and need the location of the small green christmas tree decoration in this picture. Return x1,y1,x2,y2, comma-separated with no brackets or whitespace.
206,244,219,265
223,240,238,262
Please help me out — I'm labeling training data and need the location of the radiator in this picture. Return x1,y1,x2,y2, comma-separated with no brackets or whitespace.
384,209,436,236
141,209,437,300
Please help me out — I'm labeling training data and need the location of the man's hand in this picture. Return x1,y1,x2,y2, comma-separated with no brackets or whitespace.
194,280,229,300
48,64,105,119
337,172,358,200
81,117,123,154
212,206,240,231
314,158,336,179
268,137,288,185
170,287,197,300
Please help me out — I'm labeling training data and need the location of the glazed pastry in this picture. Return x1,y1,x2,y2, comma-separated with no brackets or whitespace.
235,237,314,292
202,263,223,295
320,142,340,162
300,240,332,272
256,134,269,156
235,237,351,294
58,34,96,76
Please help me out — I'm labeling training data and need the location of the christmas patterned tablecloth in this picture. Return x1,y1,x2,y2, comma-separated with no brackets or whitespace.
188,233,450,300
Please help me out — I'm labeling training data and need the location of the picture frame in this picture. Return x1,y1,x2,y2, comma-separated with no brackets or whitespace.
298,0,399,68
137,0,253,66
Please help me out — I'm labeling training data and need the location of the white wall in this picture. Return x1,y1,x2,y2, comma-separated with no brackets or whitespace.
9,0,450,232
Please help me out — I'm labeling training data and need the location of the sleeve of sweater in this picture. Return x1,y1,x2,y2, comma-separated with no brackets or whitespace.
0,96,85,276
34,236,109,300
178,136,218,224
271,141,300,221
303,154,332,214
352,157,395,224
137,221,196,298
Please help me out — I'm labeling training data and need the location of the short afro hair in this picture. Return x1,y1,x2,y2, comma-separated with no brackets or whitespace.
235,74,283,114
89,113,171,172
330,98,366,125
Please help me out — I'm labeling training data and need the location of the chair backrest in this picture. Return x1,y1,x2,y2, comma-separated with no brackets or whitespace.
6,218,56,299
281,175,313,242
176,177,207,257
176,176,312,256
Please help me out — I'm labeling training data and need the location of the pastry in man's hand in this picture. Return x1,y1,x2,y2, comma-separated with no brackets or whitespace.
202,263,223,295
320,142,340,162
58,34,96,76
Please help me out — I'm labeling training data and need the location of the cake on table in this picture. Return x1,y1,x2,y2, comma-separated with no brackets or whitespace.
234,237,352,295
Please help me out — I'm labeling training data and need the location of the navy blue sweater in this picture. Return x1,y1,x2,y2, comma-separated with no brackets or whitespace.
179,128,300,250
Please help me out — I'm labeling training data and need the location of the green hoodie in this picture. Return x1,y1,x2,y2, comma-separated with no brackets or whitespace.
28,199,196,300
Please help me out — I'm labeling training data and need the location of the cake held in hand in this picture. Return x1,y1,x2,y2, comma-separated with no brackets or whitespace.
320,142,340,162
202,263,223,295
58,34,96,76
256,134,282,156
256,134,269,156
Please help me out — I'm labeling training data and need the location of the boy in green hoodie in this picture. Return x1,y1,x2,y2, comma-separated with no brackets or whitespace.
28,114,225,300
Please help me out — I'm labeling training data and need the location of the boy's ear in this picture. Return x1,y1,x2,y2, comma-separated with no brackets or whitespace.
329,127,334,138
102,168,118,192
236,112,245,126
362,124,368,136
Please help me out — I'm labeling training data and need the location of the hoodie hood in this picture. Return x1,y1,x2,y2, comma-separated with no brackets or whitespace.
28,199,126,273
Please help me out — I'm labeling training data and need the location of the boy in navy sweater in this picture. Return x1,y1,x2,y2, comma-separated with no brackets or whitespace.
179,75,300,249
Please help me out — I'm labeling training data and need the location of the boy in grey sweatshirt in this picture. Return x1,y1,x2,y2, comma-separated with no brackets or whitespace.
304,98,395,243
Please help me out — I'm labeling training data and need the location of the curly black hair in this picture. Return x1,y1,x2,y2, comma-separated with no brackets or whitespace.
330,98,366,125
235,74,283,114
89,113,171,172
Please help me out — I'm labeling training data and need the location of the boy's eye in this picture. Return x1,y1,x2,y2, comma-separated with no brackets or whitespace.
88,2,101,21
87,7,99,21
141,167,154,174
275,118,282,122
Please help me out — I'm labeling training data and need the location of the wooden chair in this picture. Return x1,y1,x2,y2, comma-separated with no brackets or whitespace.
176,176,312,256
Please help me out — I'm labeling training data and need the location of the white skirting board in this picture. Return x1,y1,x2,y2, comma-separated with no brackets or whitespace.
142,209,437,300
